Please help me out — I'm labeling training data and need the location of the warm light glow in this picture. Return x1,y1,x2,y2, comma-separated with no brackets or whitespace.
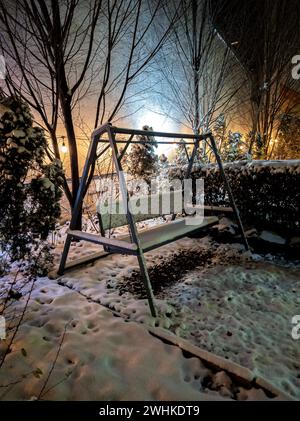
60,141,68,154
269,138,278,146
136,110,175,132
135,110,178,155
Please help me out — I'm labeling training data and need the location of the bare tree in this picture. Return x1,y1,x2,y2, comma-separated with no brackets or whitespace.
0,0,101,217
152,0,243,160
212,0,300,158
0,0,178,226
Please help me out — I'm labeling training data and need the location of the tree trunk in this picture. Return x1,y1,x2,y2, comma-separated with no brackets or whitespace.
59,94,81,229
52,1,81,229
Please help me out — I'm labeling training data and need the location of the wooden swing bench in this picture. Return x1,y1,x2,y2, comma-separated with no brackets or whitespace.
96,191,220,251
58,123,248,317
62,191,220,272
68,201,219,254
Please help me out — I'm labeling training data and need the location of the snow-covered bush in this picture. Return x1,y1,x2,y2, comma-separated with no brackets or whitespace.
274,114,300,160
171,160,300,235
154,153,171,192
224,131,244,161
213,114,251,162
127,125,158,187
0,96,64,272
174,138,188,166
197,160,300,234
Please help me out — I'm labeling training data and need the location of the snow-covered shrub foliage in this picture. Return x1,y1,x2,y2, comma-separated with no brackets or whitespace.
172,160,300,234
127,125,158,187
213,114,226,146
199,161,300,234
155,153,171,192
0,96,64,271
274,114,300,160
174,138,188,166
213,114,251,162
224,131,243,161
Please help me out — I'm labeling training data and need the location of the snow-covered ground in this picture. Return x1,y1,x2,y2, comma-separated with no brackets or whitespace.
52,234,300,399
0,230,299,400
0,279,235,401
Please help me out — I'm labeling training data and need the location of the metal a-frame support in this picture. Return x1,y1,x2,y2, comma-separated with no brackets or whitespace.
58,123,249,319
58,124,157,316
185,134,249,250
183,132,249,251
208,134,249,250
106,126,157,317
58,132,99,278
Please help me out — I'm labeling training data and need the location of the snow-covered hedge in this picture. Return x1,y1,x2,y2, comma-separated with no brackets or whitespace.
197,160,300,234
172,160,300,234
0,96,64,267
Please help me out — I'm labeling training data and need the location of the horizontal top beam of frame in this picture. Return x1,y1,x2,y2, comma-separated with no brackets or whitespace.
111,126,211,140
98,139,198,145
91,123,212,143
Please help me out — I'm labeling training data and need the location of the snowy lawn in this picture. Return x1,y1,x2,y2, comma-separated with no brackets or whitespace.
53,235,300,399
0,234,299,400
0,279,232,401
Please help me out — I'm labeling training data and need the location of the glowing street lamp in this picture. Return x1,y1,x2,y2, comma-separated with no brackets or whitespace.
60,136,68,154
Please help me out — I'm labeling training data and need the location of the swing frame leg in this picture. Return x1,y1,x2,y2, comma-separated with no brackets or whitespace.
58,134,99,276
208,135,249,251
107,126,157,317
58,234,72,276
136,252,157,318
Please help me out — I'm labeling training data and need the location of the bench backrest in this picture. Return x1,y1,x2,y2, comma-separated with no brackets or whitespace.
96,190,183,230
